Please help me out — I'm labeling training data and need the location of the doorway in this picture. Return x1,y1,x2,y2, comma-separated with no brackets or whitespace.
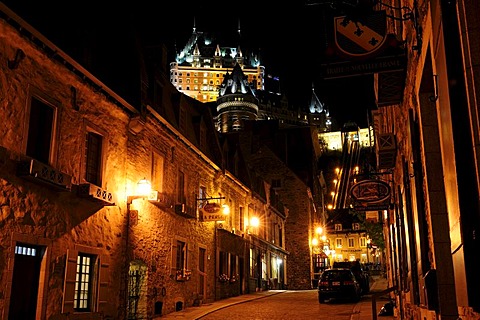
8,243,44,320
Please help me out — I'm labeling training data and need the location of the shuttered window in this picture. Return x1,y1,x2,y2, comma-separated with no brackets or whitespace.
63,249,109,314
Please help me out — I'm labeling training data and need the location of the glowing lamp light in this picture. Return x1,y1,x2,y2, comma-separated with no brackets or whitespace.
250,216,260,228
222,204,230,215
136,178,152,197
127,178,152,204
315,226,323,235
312,238,319,246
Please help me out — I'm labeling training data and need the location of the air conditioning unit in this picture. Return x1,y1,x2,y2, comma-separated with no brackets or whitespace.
148,191,172,209
17,159,72,191
78,183,115,205
376,133,397,169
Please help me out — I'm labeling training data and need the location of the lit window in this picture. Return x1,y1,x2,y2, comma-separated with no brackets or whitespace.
348,238,355,248
74,253,94,311
336,238,343,248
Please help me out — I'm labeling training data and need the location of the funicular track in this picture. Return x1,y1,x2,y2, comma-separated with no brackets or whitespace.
332,123,361,210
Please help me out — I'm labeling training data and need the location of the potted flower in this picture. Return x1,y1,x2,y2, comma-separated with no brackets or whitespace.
218,273,229,283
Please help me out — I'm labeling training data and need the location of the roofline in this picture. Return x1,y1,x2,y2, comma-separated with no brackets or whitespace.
0,3,139,115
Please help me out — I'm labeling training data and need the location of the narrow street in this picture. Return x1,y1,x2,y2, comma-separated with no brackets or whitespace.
161,275,395,320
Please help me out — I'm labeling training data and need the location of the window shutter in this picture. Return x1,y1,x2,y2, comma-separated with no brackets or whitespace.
62,249,78,313
97,254,110,313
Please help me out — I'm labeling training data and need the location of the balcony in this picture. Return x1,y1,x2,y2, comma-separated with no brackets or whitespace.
77,183,115,206
16,158,72,191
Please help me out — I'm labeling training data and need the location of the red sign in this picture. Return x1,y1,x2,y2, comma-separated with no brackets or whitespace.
350,179,391,203
200,203,226,221
202,202,221,213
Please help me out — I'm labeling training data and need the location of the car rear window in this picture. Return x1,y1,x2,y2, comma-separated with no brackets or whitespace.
322,270,353,281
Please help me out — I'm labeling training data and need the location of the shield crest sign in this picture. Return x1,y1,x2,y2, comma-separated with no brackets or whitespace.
334,10,387,59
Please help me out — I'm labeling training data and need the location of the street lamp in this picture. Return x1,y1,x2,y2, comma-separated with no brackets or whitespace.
127,178,152,204
124,178,151,317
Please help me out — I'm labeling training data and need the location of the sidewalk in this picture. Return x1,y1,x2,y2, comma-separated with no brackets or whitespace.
160,275,396,320
351,275,396,320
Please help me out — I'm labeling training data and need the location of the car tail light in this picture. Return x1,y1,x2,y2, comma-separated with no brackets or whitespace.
319,281,329,286
343,280,355,285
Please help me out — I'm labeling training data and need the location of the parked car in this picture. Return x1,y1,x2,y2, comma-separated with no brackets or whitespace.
332,260,370,294
318,268,362,303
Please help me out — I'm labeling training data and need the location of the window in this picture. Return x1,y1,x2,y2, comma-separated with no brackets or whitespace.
335,224,342,231
176,240,187,271
177,170,185,204
172,239,190,281
152,151,164,192
26,96,56,164
74,253,94,311
249,248,255,277
85,131,103,186
360,237,367,247
239,206,244,231
352,223,360,230
198,185,207,207
336,238,343,248
348,238,355,248
63,248,108,314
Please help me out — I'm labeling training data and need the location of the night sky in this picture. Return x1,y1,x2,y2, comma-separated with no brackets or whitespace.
3,0,374,128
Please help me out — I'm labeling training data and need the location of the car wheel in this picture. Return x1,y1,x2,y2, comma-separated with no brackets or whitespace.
318,295,326,303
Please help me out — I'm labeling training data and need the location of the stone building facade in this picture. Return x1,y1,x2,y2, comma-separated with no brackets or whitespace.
0,4,295,319
353,0,480,319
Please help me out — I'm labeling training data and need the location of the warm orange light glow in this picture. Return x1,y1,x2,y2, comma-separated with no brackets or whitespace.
312,238,319,246
327,204,333,210
222,204,230,215
315,226,323,235
136,178,152,197
250,216,260,227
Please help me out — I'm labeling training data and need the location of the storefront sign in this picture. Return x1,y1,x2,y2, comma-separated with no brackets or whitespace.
200,202,225,221
334,11,387,59
320,54,406,79
350,179,391,203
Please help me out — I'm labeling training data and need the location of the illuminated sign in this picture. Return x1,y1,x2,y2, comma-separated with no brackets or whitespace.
200,203,225,221
350,179,391,203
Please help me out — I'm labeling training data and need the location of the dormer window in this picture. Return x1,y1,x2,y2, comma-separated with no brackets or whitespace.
335,224,342,231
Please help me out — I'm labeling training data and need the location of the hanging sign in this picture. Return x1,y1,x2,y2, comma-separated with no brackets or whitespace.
350,179,391,202
350,179,391,211
334,10,388,60
200,203,225,221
